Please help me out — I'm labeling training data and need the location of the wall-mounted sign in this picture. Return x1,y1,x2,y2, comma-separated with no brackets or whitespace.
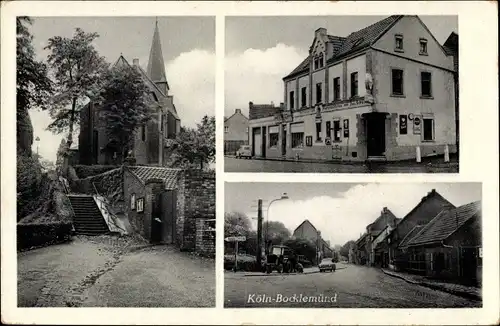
399,114,408,135
408,113,414,121
325,137,331,145
343,119,349,138
306,135,313,147
413,115,422,134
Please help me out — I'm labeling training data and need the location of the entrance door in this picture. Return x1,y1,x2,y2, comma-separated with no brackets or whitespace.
366,113,386,157
262,126,267,158
160,190,177,244
460,247,478,283
253,128,262,157
281,125,287,156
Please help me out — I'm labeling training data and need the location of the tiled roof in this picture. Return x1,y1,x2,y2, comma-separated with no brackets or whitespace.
398,225,425,248
333,15,402,59
128,166,181,189
284,56,311,79
442,32,458,72
248,103,281,120
327,35,347,53
406,201,481,247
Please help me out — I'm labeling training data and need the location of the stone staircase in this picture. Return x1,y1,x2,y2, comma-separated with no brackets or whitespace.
68,195,110,235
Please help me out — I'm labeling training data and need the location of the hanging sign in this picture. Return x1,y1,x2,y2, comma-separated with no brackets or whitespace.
343,119,349,138
413,115,422,134
399,114,408,135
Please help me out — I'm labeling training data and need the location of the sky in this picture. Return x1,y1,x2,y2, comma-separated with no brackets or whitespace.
224,182,481,247
28,16,215,162
224,15,458,117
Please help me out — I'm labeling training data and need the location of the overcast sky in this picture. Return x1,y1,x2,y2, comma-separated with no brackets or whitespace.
28,16,215,162
225,15,458,117
224,182,481,247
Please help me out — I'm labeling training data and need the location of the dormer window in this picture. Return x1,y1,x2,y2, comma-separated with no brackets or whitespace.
314,57,319,70
395,34,404,52
419,38,428,55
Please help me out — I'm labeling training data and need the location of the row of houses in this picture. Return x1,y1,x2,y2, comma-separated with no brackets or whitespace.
243,16,459,162
351,189,482,286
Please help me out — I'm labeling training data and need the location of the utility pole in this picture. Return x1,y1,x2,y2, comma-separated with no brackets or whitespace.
256,199,263,268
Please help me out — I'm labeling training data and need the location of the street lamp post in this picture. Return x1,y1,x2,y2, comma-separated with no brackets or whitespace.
35,136,40,156
264,193,289,253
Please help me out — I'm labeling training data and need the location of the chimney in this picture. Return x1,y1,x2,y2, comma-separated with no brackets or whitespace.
315,27,327,38
235,109,241,114
133,58,140,66
249,101,254,109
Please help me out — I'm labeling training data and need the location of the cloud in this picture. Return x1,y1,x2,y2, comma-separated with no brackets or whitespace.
256,183,481,247
165,49,215,128
225,43,307,116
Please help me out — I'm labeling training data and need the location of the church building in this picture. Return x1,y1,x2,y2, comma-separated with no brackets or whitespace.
248,15,457,162
78,21,181,166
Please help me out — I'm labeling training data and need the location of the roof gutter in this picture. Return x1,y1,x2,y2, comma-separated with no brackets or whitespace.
441,240,453,248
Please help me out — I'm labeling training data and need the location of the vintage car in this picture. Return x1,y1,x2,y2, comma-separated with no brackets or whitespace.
318,258,337,273
236,145,252,159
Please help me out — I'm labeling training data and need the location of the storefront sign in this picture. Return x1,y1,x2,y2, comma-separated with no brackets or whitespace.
306,136,313,147
343,119,349,138
399,114,408,135
325,137,331,145
413,115,422,134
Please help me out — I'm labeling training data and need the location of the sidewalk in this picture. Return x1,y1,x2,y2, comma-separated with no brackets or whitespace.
381,269,481,301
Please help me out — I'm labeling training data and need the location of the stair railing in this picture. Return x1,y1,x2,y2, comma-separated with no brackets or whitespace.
91,181,127,234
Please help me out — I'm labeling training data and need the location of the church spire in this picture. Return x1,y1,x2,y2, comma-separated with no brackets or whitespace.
147,18,168,95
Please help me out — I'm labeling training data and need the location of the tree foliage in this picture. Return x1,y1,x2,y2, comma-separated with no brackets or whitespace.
16,16,53,153
17,149,43,220
224,211,252,237
283,238,317,264
340,240,356,258
98,64,155,159
263,220,291,245
166,115,215,170
44,28,108,147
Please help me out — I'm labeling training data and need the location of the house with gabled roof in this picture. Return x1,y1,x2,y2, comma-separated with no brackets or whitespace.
224,108,249,155
293,219,334,264
248,15,457,162
78,21,181,166
403,201,481,285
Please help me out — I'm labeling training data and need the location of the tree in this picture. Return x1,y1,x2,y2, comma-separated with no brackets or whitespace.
16,16,53,153
283,238,316,265
263,220,291,245
340,240,356,258
45,28,108,149
224,211,252,237
99,64,155,159
166,115,215,170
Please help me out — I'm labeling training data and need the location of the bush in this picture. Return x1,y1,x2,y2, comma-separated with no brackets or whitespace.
17,151,43,220
73,165,119,179
17,222,73,251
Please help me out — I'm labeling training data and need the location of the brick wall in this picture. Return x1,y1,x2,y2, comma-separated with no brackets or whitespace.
123,169,148,238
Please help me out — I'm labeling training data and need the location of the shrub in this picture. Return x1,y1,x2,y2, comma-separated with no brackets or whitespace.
17,222,73,251
73,165,119,179
17,151,43,220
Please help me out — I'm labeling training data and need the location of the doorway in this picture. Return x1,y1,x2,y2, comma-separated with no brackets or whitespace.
262,126,267,158
252,127,262,157
366,113,386,157
151,190,177,244
281,125,287,156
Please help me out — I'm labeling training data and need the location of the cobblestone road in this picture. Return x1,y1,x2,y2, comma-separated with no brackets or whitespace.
17,236,215,307
224,157,459,173
224,263,480,308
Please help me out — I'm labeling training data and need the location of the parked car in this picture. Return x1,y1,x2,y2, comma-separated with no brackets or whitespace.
236,145,252,159
319,258,337,272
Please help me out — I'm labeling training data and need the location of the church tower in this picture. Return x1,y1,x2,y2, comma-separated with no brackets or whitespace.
147,19,169,95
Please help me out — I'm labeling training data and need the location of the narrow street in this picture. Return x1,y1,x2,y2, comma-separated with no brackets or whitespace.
224,156,459,173
224,263,480,308
17,236,215,307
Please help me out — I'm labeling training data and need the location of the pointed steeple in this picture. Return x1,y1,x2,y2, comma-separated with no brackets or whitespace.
147,18,169,95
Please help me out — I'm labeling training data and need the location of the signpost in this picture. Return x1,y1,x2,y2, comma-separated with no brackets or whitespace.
225,236,247,272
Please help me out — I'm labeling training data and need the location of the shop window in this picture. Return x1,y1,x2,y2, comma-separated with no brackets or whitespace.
269,127,279,147
315,122,322,141
131,193,136,210
423,117,434,141
325,121,331,139
301,87,307,107
395,34,404,52
391,69,404,96
421,72,432,97
333,77,341,101
289,91,295,109
224,126,228,133
291,124,304,148
350,72,358,98
316,83,322,104
333,119,341,141
419,38,428,55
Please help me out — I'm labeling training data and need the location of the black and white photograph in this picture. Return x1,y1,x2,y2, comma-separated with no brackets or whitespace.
15,16,215,307
224,15,459,173
224,182,482,308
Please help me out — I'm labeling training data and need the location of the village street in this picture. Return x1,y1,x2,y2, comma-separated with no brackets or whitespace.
224,263,479,308
18,236,215,307
224,156,459,173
